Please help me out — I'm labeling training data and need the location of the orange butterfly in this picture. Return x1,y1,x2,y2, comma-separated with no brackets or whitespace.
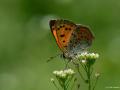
49,19,94,60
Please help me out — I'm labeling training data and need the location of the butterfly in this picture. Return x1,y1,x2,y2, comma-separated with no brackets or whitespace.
49,19,94,60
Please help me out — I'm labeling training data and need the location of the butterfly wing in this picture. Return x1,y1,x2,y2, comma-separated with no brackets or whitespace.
76,24,94,47
49,19,76,53
68,24,94,55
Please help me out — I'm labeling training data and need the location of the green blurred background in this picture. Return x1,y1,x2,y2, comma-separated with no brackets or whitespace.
0,0,120,90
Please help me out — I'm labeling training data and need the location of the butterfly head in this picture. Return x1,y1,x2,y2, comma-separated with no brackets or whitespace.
49,20,56,29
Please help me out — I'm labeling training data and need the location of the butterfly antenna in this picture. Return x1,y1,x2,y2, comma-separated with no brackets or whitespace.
47,54,60,62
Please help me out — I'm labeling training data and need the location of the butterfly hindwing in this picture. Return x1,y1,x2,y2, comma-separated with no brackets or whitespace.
76,25,94,46
67,24,94,55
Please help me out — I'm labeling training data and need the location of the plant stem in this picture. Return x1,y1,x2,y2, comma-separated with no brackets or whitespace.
93,77,99,90
52,81,59,90
74,63,86,83
87,64,91,90
63,84,67,90
77,67,86,82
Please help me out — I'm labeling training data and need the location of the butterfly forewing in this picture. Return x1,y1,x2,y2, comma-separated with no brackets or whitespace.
50,20,76,52
50,20,63,50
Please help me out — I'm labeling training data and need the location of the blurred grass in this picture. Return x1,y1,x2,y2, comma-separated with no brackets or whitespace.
0,0,120,90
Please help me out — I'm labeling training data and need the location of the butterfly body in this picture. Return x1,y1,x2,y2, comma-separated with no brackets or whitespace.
49,19,94,60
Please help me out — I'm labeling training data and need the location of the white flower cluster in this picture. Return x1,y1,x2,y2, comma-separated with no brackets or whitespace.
53,69,75,78
76,52,99,60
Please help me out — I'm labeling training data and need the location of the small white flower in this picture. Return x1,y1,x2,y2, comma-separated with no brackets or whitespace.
50,78,54,82
59,70,63,75
53,71,58,75
86,53,90,58
64,69,75,75
95,72,100,78
95,53,99,58
81,52,88,56
81,60,87,64
91,53,99,59
61,73,66,78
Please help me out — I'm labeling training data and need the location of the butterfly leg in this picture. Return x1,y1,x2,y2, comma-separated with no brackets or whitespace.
47,54,60,62
64,59,71,69
61,53,72,69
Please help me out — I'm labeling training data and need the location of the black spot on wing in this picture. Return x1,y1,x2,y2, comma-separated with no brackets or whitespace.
69,28,71,30
60,26,62,28
65,28,68,30
60,34,65,37
64,45,67,48
57,28,60,30
63,40,65,43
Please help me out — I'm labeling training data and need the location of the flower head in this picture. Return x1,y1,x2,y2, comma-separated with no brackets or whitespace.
52,69,75,89
53,69,75,78
77,52,99,60
76,52,99,66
